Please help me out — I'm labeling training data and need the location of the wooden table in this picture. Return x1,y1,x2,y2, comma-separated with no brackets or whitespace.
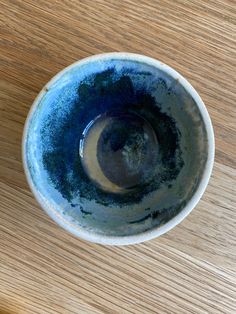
0,1,236,313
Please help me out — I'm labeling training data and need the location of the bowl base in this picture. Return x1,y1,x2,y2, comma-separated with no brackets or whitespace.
80,111,159,194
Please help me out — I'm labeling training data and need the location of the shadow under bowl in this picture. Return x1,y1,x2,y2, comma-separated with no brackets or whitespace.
23,53,214,245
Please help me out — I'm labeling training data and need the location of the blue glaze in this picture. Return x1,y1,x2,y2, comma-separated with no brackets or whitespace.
25,56,208,237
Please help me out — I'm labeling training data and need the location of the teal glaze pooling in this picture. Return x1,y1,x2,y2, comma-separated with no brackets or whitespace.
40,68,184,205
25,57,208,237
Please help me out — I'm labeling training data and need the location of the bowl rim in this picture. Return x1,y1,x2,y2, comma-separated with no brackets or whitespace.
22,52,215,245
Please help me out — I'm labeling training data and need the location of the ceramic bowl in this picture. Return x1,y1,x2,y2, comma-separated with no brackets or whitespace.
22,53,214,245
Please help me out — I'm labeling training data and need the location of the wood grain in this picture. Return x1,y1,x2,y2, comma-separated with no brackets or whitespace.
0,0,236,313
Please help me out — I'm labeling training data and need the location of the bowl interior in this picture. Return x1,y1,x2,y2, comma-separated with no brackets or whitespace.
24,55,208,239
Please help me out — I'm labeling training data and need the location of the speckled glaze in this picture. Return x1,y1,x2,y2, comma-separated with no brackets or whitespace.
22,53,214,245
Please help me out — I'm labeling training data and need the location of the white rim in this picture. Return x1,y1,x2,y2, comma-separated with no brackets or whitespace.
22,52,215,245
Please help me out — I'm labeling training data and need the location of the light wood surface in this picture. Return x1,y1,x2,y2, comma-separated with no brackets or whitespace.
0,1,236,313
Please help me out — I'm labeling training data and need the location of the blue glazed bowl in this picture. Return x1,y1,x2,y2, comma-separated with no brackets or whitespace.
23,53,214,245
